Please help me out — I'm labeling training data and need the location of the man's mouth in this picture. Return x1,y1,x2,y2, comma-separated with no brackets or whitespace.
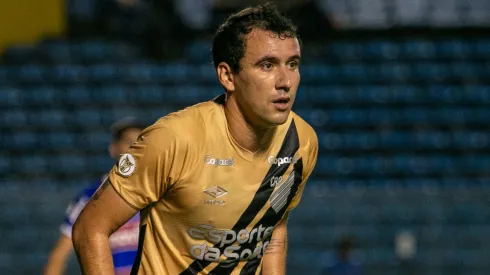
272,97,291,111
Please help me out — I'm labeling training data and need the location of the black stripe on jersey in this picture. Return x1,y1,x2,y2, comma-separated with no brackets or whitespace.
130,224,147,275
208,128,303,275
213,159,304,275
179,119,300,275
238,158,304,275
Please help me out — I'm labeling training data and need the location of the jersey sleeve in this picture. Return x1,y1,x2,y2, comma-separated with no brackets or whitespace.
287,130,318,212
60,192,91,238
108,124,196,210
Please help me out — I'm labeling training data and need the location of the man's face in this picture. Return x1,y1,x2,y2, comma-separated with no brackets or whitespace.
232,28,301,128
110,128,141,158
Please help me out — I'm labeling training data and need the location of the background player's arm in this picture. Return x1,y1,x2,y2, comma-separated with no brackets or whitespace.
262,213,289,275
44,235,73,275
72,179,138,275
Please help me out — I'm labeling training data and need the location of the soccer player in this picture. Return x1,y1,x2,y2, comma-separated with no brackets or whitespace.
44,117,144,275
73,4,318,275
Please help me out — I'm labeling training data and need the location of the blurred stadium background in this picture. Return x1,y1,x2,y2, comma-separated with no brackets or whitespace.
1,0,490,274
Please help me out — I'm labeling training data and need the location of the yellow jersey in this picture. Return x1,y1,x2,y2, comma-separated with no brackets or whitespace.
108,95,318,275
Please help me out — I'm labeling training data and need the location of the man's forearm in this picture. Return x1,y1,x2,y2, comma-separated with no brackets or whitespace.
73,229,115,275
261,237,287,275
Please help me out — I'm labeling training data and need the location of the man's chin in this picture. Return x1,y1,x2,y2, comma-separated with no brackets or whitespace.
266,113,290,127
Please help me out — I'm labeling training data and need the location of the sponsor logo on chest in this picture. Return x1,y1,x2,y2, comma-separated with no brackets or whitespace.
204,155,235,167
267,155,299,167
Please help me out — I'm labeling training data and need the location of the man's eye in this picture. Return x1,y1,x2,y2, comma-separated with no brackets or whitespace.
262,63,273,70
288,61,298,69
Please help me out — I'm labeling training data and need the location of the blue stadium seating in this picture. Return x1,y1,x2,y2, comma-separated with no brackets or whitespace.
14,64,47,83
91,85,129,104
51,154,86,173
49,65,87,83
1,37,490,275
5,131,38,151
21,86,58,105
62,85,91,105
0,155,10,175
41,132,76,150
0,86,21,107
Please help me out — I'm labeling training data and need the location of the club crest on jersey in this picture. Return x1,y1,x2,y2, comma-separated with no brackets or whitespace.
270,172,295,213
117,153,136,177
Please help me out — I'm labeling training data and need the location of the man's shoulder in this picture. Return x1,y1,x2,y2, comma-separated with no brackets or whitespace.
146,99,219,143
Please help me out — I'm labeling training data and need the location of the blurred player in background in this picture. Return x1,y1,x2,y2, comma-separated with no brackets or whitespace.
323,236,363,275
44,117,145,275
73,4,318,275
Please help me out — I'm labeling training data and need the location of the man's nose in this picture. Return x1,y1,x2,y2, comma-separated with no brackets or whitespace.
275,66,292,92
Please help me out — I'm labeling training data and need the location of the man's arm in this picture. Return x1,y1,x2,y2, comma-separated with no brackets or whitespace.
262,213,289,275
44,235,73,275
72,179,138,275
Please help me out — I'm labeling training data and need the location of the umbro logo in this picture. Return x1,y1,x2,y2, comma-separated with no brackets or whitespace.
203,186,227,206
204,186,228,198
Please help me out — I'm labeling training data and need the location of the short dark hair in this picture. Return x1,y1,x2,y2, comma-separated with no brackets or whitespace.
212,3,298,73
110,117,144,142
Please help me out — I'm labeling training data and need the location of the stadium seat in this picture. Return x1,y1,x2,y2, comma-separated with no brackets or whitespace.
39,41,72,64
401,40,436,59
474,39,490,58
301,64,337,83
69,108,102,127
152,63,189,82
185,40,212,63
15,64,47,84
62,85,91,105
0,155,10,175
87,64,118,83
131,85,166,103
5,131,38,150
86,154,114,174
120,63,153,83
51,155,86,173
22,86,57,106
329,41,361,60
84,130,110,151
437,40,471,59
28,109,65,127
41,132,76,150
0,86,21,107
187,64,219,83
50,65,87,83
92,85,129,104
363,40,399,60
0,109,27,128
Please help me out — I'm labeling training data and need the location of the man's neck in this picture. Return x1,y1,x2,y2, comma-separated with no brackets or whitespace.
224,96,275,153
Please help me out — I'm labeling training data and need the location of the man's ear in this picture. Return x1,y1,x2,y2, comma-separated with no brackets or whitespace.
217,62,235,92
